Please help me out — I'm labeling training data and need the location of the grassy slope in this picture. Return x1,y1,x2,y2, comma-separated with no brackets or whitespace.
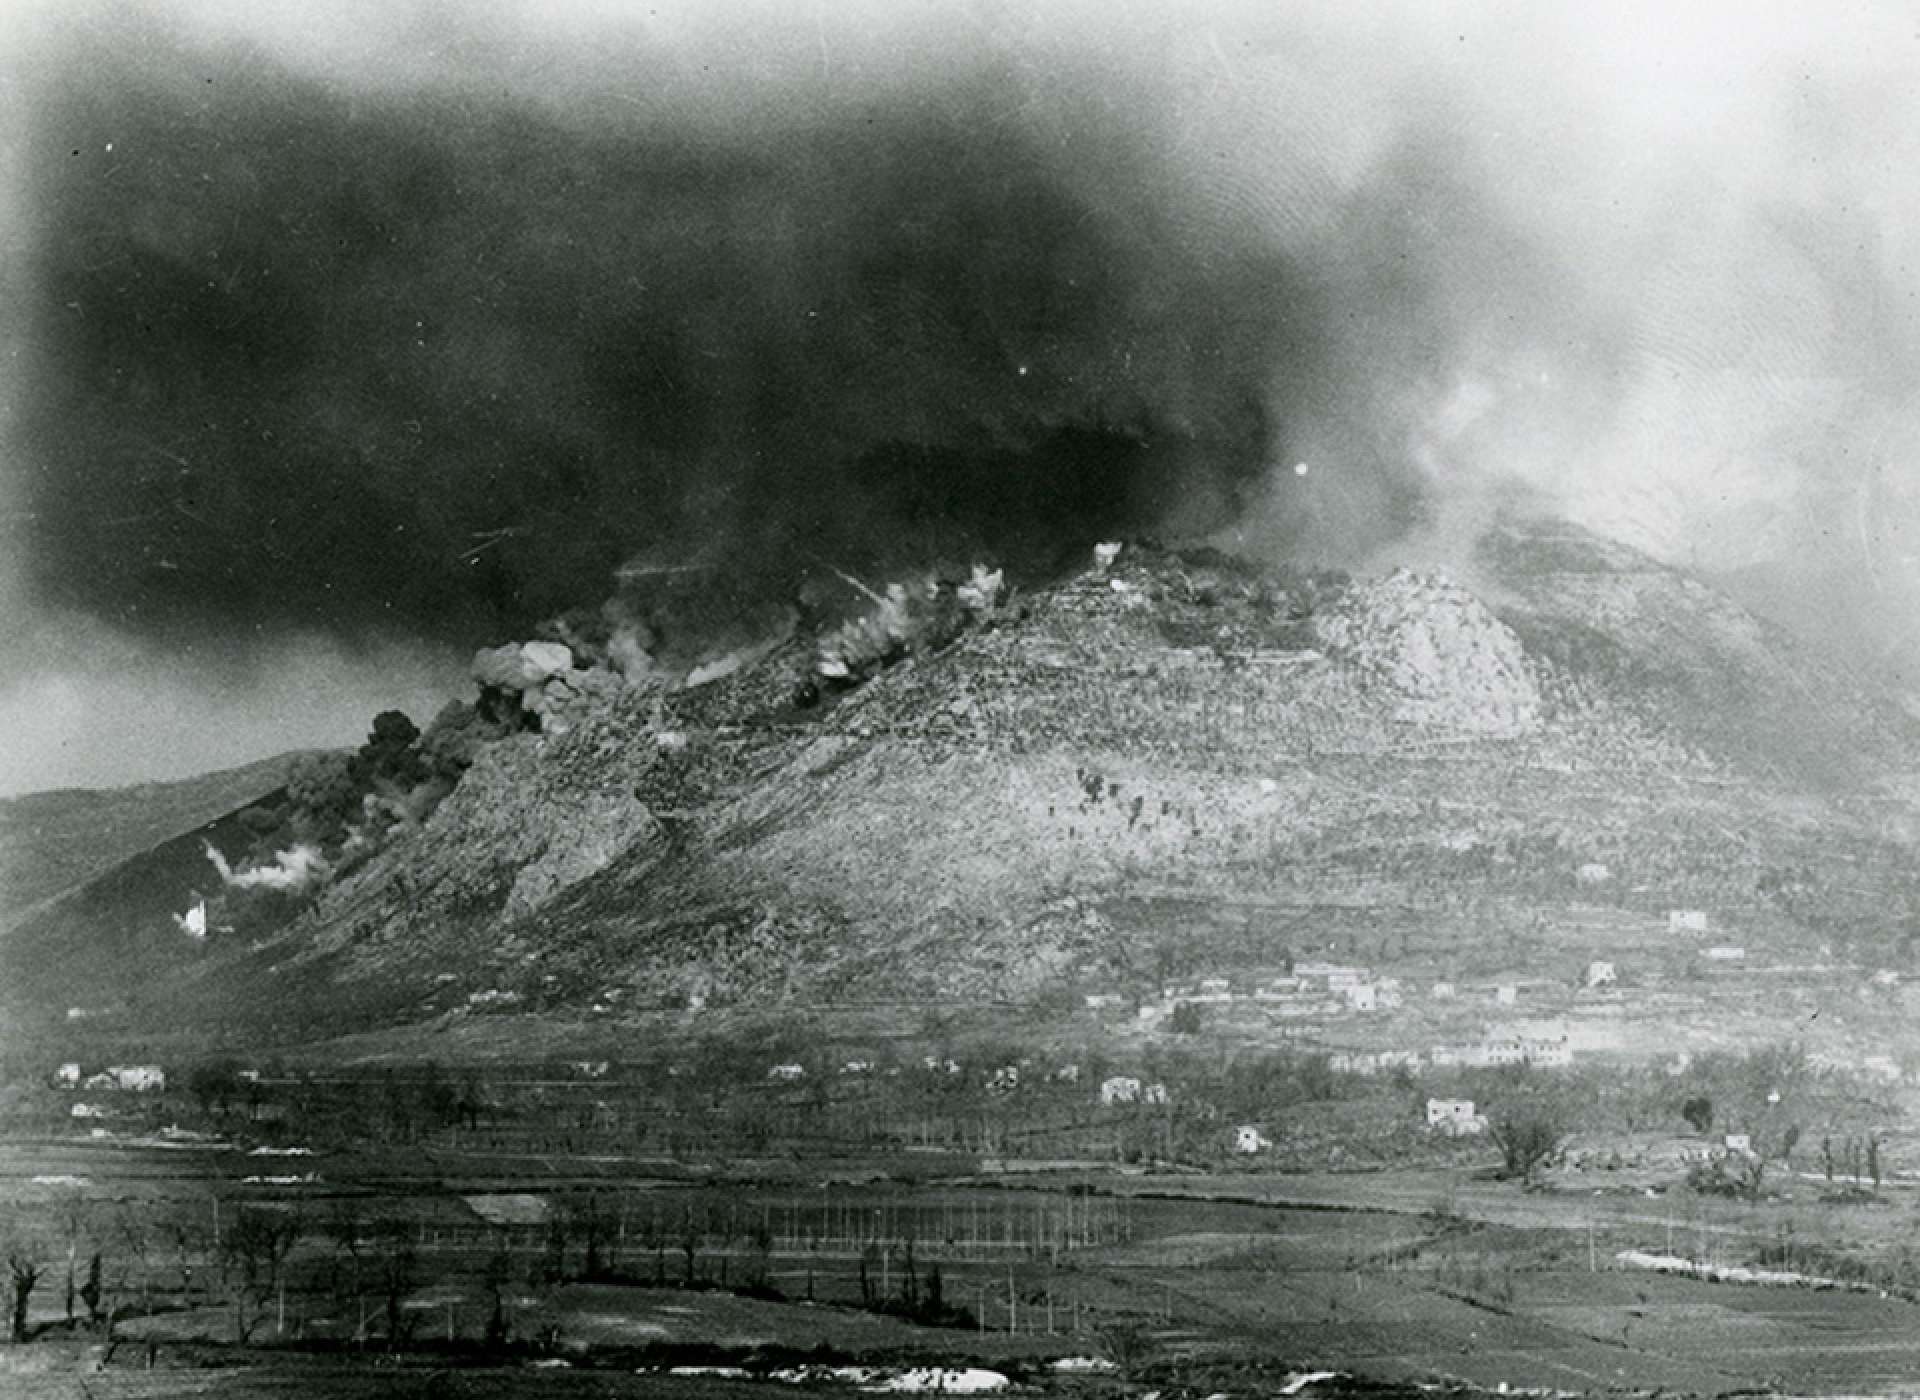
0,752,310,924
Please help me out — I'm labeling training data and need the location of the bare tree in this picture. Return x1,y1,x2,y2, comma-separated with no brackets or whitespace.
6,1240,42,1344
219,1206,302,1342
369,1218,416,1349
113,1206,155,1320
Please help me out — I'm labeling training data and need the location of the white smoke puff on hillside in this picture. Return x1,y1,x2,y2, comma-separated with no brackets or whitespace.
172,899,208,940
204,841,331,893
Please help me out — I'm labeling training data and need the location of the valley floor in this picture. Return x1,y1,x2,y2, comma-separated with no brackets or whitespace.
6,1131,1920,1399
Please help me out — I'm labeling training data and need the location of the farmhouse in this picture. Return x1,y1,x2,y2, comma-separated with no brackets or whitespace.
1723,1133,1754,1156
1426,1099,1485,1136
90,1065,166,1092
1585,960,1617,988
1493,1022,1572,1067
53,1063,80,1089
1438,1024,1572,1070
1234,1125,1271,1154
1100,1075,1143,1105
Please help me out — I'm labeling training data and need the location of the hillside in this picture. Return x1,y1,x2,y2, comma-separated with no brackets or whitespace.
0,753,309,925
7,517,1920,1053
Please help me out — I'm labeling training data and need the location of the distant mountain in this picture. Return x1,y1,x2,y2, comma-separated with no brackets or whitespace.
0,753,309,925
8,517,1919,1050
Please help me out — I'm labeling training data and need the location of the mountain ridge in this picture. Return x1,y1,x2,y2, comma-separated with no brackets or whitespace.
7,516,1919,1054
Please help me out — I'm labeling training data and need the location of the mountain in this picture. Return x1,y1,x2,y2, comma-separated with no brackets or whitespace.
7,516,1919,1053
0,753,309,926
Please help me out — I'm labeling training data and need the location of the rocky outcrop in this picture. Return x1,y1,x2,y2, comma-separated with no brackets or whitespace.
1313,569,1541,737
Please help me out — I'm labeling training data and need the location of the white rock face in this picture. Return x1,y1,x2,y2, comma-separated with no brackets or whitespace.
1313,569,1540,736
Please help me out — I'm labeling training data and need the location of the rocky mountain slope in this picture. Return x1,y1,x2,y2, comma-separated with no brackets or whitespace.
8,517,1920,1048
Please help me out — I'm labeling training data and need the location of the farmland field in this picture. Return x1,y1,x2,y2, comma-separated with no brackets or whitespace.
8,1110,1920,1398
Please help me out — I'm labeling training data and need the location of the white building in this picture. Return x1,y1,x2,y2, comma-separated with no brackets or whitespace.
1703,946,1745,962
767,1063,805,1081
1576,863,1612,884
1585,961,1617,988
1233,1125,1271,1154
1723,1133,1754,1156
104,1065,166,1093
1426,1099,1485,1136
1431,982,1456,1000
1494,984,1518,1006
1668,910,1710,933
1100,1075,1143,1106
1346,983,1379,1012
54,1063,81,1089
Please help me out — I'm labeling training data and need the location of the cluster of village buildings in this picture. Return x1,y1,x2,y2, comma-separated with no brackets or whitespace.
1107,954,1635,1025
53,1061,165,1092
50,1061,167,1123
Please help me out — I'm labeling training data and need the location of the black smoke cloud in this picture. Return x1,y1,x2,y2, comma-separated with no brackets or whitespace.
10,6,1363,648
8,0,1920,798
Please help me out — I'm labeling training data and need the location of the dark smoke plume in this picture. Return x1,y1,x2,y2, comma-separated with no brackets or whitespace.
12,9,1342,648
7,1,1920,797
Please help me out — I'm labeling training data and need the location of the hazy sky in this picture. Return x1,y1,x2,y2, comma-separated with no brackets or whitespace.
3,0,1918,795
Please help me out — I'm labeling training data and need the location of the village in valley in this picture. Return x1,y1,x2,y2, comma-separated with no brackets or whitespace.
10,863,1920,1397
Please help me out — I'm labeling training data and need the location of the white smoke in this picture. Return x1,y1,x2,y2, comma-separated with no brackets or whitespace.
204,840,331,893
172,898,208,939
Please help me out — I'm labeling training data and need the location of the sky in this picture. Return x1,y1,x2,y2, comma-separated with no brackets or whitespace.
3,0,1919,795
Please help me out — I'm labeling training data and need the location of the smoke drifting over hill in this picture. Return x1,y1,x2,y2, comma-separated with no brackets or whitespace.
4,1,1920,791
